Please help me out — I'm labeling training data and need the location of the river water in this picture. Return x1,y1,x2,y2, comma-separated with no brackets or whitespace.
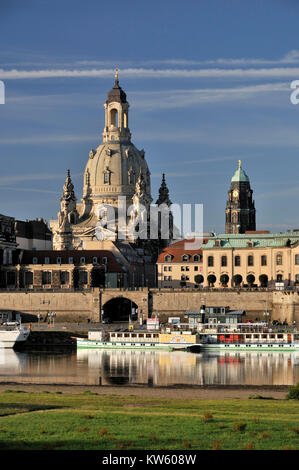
0,349,299,386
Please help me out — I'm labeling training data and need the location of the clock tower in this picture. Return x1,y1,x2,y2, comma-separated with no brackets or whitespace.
225,161,256,234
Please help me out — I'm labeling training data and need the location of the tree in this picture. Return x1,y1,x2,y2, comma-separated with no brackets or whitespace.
194,274,204,284
233,274,242,287
207,274,216,287
247,274,255,286
220,274,229,286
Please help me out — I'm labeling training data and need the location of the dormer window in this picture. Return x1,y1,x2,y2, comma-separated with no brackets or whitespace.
193,254,200,262
164,254,172,262
247,241,254,248
214,239,222,247
182,254,189,262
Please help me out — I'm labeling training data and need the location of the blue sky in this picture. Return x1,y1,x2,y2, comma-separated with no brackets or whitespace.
1,0,299,233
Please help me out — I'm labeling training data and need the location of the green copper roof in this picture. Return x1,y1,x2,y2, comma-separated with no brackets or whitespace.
231,161,249,182
202,232,299,249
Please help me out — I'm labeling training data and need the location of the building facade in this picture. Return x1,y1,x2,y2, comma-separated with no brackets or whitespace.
15,218,52,250
157,239,204,288
202,232,299,288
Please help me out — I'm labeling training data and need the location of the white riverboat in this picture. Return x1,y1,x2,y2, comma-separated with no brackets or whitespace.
198,330,299,351
76,330,200,351
0,327,30,349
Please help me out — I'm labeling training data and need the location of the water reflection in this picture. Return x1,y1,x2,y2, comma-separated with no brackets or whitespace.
0,349,299,386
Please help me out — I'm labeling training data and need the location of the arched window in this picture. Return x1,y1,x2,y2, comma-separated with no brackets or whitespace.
276,253,283,265
164,254,172,262
208,256,214,267
123,112,128,128
193,254,200,262
110,108,118,127
182,254,189,262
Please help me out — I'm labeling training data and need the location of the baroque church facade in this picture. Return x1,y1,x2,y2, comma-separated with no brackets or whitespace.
51,72,172,251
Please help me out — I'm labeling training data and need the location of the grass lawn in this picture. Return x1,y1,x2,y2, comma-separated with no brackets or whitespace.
0,390,298,450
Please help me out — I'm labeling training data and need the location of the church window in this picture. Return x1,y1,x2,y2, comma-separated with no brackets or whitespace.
104,171,110,184
124,112,128,128
261,255,267,266
276,254,283,265
110,108,118,127
129,171,135,185
221,256,227,267
208,256,214,267
295,255,299,265
235,255,241,266
248,255,254,266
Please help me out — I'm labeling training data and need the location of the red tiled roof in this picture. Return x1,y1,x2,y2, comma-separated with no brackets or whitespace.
157,239,207,263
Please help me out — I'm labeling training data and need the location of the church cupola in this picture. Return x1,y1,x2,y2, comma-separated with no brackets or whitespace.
102,69,131,144
225,161,256,234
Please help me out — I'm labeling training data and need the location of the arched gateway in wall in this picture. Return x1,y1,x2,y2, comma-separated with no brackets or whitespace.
103,297,138,322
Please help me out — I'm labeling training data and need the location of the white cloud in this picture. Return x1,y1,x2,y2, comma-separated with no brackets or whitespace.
2,67,299,80
0,173,81,184
0,135,96,145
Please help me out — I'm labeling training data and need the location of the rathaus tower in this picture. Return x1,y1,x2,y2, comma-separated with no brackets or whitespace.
51,71,154,250
225,161,256,234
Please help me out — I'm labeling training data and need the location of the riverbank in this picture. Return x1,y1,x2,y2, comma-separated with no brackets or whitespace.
0,383,290,400
0,390,298,450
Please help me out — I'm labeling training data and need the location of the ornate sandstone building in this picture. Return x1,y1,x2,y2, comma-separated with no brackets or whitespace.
51,71,169,250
